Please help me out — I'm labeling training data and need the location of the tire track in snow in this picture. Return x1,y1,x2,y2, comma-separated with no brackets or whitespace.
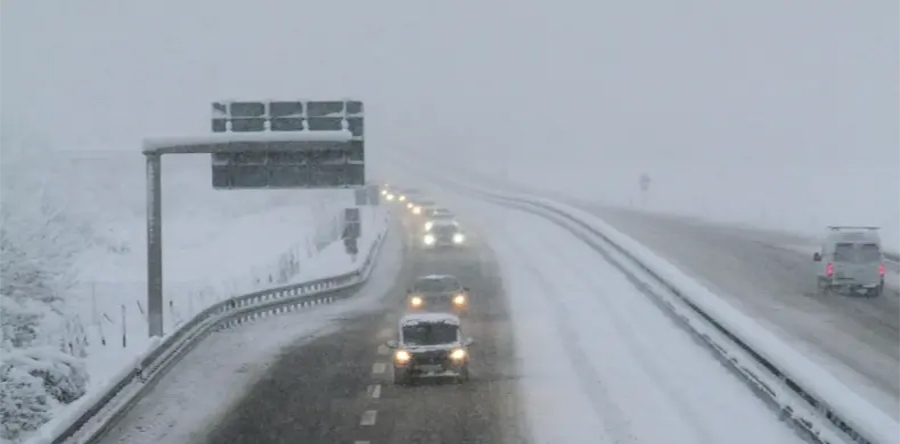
486,203,799,444
537,224,719,444
499,226,641,444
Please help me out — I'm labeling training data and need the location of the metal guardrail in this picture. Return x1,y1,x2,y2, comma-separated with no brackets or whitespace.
432,176,896,444
35,218,390,444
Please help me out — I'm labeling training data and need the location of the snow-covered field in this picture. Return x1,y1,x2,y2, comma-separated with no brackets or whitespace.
70,205,354,392
437,191,803,444
0,143,361,442
80,215,403,444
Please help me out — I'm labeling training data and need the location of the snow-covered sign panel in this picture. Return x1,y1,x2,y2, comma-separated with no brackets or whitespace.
209,99,365,189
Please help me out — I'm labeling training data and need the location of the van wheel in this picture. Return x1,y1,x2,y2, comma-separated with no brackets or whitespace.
868,284,883,298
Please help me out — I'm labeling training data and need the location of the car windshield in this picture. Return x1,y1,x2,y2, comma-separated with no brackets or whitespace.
834,243,882,263
402,322,459,346
414,277,459,292
432,213,454,220
432,224,458,234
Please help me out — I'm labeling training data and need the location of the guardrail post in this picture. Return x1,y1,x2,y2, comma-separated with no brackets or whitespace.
121,304,127,348
146,152,164,338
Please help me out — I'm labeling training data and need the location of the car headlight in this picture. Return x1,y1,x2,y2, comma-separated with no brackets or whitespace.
381,189,388,196
386,193,395,201
399,195,407,201
424,221,434,231
395,350,411,363
423,234,435,245
409,296,424,307
453,294,466,305
449,348,466,360
407,202,414,209
453,233,465,243
412,206,421,215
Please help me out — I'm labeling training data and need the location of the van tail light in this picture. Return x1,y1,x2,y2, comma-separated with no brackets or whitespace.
879,263,885,276
826,263,834,276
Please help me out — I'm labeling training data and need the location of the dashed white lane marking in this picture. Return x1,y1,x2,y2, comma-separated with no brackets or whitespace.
377,344,390,355
367,384,382,399
372,362,387,374
376,328,392,339
354,441,371,444
360,410,378,426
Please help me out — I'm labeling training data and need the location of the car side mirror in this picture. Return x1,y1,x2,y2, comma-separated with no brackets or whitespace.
386,340,398,349
813,252,822,262
463,337,475,347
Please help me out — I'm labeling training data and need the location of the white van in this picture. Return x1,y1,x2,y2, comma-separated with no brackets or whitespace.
813,226,885,297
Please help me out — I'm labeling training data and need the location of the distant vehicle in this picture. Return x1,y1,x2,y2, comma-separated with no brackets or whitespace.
424,211,457,231
396,187,422,204
813,226,885,297
409,199,436,216
422,221,466,248
386,312,474,385
406,274,469,314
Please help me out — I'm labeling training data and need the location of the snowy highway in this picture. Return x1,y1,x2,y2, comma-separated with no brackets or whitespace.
578,204,900,420
95,200,805,444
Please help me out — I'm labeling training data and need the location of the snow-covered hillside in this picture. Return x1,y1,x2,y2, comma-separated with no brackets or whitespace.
0,140,353,441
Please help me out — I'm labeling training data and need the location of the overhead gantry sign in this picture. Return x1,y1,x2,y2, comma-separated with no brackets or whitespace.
141,99,366,337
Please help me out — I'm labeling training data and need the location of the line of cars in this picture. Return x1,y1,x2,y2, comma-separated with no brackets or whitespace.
379,183,476,385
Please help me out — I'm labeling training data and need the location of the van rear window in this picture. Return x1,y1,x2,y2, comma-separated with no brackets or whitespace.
858,243,881,262
834,243,881,263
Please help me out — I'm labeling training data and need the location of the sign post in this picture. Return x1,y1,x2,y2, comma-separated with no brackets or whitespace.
639,173,651,207
342,207,362,259
143,98,365,338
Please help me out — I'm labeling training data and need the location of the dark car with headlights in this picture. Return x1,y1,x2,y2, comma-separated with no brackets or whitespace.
387,312,474,385
421,221,466,249
406,274,469,315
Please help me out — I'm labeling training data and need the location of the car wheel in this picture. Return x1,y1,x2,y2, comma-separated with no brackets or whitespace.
393,368,408,386
456,365,470,383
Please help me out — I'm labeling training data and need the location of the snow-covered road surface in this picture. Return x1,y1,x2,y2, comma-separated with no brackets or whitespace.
450,197,803,444
95,219,403,444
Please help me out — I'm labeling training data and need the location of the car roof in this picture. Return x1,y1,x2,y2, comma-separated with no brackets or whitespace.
416,274,456,280
825,230,881,244
399,312,461,327
430,219,458,226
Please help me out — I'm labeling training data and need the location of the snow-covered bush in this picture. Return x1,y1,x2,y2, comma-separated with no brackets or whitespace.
0,358,53,441
1,137,91,442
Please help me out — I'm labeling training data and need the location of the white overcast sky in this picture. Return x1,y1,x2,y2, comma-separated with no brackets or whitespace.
2,0,898,236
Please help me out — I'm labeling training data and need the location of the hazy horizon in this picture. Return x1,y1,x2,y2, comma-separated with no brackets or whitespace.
3,0,897,246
